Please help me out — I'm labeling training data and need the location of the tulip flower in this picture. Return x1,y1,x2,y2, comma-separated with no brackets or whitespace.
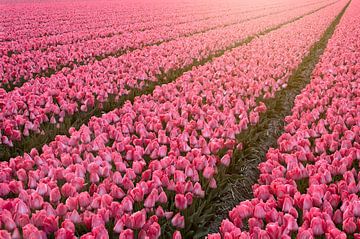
171,213,185,228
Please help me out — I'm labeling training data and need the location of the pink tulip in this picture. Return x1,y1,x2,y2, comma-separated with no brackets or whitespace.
0,183,10,197
131,210,146,229
254,204,266,219
203,166,215,179
353,201,360,217
1,214,16,231
220,154,231,167
0,230,11,239
173,231,182,239
265,223,280,239
284,214,298,232
175,194,188,210
43,215,58,234
22,224,46,239
55,228,76,239
207,233,221,239
171,213,185,228
296,229,313,239
61,183,76,198
119,229,134,239
78,192,91,208
144,188,158,208
68,210,81,224
61,219,75,233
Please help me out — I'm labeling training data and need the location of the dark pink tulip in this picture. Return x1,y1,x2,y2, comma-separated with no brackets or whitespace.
61,219,75,233
343,217,357,234
175,194,188,210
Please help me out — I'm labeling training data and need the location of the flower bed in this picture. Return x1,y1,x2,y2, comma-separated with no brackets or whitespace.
208,1,359,238
0,1,339,149
0,1,347,237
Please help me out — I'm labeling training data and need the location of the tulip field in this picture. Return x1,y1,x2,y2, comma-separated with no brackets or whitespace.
0,0,359,238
